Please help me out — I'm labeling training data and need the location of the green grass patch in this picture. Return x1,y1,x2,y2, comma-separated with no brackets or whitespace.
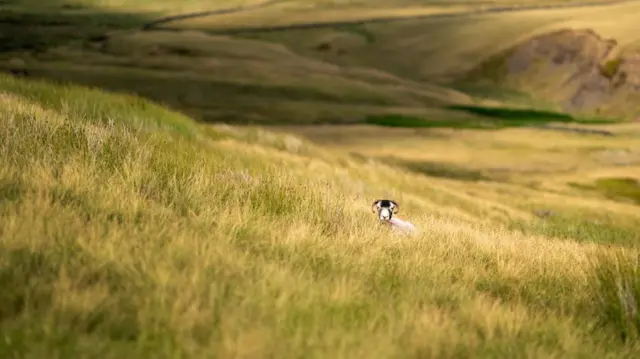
364,113,493,129
600,57,623,79
593,177,640,205
448,104,618,125
510,215,640,247
448,104,572,121
364,106,615,130
570,178,640,205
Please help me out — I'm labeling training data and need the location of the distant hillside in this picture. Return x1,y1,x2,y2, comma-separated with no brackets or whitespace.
1,0,639,124
464,28,640,119
221,0,640,119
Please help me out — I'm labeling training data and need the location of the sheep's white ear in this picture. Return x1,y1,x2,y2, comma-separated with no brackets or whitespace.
390,201,399,214
371,200,381,213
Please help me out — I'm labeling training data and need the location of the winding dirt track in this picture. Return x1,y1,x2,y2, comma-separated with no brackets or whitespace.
142,0,638,34
141,0,289,30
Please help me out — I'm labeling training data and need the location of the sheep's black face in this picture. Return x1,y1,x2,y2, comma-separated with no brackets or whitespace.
371,199,399,222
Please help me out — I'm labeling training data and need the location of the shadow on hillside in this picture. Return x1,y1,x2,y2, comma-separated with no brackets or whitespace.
0,1,619,128
0,1,149,53
569,177,640,205
365,106,617,131
0,2,410,126
0,1,218,122
366,155,494,182
0,1,534,129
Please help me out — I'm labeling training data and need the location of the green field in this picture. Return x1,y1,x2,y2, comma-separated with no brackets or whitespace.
2,0,640,357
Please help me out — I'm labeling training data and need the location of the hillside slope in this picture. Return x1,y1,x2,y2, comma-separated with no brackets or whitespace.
203,0,640,118
465,28,640,118
2,74,640,357
1,0,639,125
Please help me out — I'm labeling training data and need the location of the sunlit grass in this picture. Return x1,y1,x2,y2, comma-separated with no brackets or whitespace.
2,73,640,357
0,3,639,357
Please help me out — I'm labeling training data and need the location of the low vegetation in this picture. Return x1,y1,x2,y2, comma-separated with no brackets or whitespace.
600,57,624,79
594,251,640,343
364,106,616,130
591,177,640,204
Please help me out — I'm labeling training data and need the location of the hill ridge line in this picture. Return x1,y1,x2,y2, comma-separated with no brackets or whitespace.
142,0,639,33
141,0,292,30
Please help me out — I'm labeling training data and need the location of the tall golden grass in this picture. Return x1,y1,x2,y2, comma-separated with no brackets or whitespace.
2,74,640,357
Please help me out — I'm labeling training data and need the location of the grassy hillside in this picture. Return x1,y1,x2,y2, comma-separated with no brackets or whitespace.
8,0,624,14
233,3,638,80
2,2,640,355
1,0,639,125
0,0,478,125
3,71,640,357
227,1,640,117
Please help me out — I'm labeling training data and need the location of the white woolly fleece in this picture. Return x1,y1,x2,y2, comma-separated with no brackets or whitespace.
389,216,416,234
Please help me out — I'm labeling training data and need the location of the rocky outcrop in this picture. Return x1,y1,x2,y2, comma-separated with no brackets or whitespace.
468,29,640,119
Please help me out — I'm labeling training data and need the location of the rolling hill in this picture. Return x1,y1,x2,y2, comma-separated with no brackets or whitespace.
1,0,639,123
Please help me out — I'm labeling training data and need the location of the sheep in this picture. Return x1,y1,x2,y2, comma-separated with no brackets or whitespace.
371,199,416,235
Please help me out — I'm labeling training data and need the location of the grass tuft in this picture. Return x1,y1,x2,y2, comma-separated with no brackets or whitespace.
600,57,624,79
592,251,640,342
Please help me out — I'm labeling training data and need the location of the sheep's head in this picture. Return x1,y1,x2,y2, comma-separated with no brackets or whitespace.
371,199,399,222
